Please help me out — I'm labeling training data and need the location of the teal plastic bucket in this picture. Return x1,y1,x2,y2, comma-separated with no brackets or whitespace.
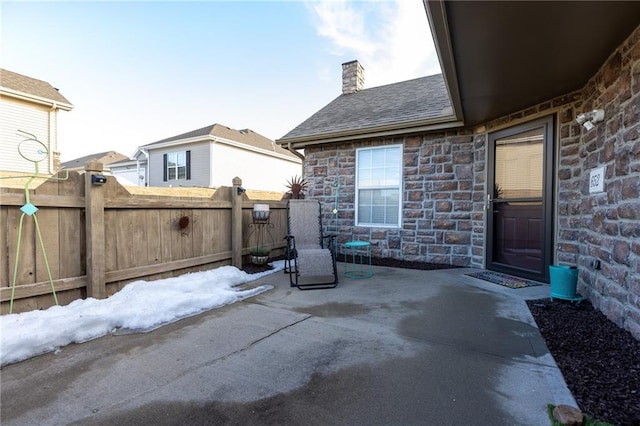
549,265,579,300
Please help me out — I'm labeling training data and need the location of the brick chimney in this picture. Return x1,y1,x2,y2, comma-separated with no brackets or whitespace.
341,60,364,94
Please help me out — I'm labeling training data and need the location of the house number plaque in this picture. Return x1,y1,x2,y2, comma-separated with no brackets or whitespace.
589,166,605,194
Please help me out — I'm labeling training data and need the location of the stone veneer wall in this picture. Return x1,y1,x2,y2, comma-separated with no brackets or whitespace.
304,131,484,268
304,24,639,338
553,25,640,338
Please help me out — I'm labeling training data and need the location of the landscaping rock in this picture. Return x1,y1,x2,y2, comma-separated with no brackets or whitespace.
553,404,584,425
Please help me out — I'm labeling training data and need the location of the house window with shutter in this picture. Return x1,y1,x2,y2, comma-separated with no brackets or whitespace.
355,145,402,227
163,151,191,181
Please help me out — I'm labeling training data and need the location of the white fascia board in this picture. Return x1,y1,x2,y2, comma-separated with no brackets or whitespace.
277,116,463,149
423,0,464,124
141,136,214,151
131,148,151,162
131,149,143,160
109,159,139,167
0,88,73,111
213,136,302,164
143,134,301,164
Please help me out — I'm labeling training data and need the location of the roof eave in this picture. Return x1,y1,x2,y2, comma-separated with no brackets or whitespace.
277,115,462,149
214,135,302,163
108,160,139,167
141,135,213,150
0,88,73,111
143,135,301,163
422,1,640,127
423,0,464,125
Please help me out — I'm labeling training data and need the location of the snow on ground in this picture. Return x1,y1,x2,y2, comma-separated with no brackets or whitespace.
0,261,284,367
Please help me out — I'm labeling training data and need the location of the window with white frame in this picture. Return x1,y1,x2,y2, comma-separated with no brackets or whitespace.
356,145,402,227
163,151,190,181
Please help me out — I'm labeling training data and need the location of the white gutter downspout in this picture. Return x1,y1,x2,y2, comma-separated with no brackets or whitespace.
48,102,58,174
287,142,305,176
210,137,216,187
138,148,149,186
135,157,141,186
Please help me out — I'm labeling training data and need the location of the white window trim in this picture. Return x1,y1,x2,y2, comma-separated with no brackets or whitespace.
166,151,187,181
355,144,403,228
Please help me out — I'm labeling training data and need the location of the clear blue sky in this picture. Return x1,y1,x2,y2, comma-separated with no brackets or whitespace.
2,1,440,161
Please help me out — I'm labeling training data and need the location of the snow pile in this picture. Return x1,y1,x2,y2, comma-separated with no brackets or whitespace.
1,262,283,367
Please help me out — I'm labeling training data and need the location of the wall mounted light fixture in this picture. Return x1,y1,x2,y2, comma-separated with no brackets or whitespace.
576,109,604,131
91,174,107,185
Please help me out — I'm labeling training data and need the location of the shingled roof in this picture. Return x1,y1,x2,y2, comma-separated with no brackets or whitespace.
143,123,299,160
278,74,455,147
0,69,73,109
61,151,129,170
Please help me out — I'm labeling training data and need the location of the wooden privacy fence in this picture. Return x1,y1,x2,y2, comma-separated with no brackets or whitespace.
0,162,288,314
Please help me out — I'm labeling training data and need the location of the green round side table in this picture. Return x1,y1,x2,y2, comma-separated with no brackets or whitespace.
343,241,373,279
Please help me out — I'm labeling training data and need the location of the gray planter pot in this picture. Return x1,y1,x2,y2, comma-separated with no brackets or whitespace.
251,255,269,265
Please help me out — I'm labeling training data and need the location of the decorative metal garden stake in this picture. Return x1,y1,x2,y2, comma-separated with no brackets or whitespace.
2,130,69,313
326,177,342,252
329,177,342,231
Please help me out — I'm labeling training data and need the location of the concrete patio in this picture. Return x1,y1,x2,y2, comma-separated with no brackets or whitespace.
0,265,576,425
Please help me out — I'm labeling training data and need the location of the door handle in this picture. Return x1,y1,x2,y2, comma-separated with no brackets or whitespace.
486,193,501,213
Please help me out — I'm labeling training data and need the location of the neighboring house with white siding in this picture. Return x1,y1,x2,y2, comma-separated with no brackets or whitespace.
60,151,141,185
0,69,73,175
120,123,302,191
104,157,146,187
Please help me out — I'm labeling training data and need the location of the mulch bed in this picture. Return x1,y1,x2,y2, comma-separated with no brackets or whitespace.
241,262,277,275
527,299,640,425
366,257,463,270
240,256,461,275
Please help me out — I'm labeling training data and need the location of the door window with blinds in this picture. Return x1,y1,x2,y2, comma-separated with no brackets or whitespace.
493,128,544,199
356,145,402,227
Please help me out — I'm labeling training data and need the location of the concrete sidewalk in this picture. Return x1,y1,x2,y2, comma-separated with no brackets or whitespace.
0,265,576,425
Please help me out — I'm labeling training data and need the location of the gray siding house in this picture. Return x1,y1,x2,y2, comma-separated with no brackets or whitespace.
115,123,302,191
277,1,640,339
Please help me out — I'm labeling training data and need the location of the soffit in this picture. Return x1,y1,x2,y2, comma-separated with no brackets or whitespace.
428,0,640,126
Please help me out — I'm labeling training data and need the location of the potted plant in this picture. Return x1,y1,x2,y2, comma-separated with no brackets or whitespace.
252,204,270,223
494,183,504,199
249,246,270,265
285,175,308,199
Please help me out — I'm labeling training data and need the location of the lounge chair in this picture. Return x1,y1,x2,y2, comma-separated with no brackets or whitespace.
285,199,338,289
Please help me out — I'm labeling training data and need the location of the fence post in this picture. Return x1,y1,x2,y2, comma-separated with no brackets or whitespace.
84,161,107,299
231,177,243,267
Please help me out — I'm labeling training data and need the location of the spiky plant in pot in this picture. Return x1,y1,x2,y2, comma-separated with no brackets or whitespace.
285,175,308,199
